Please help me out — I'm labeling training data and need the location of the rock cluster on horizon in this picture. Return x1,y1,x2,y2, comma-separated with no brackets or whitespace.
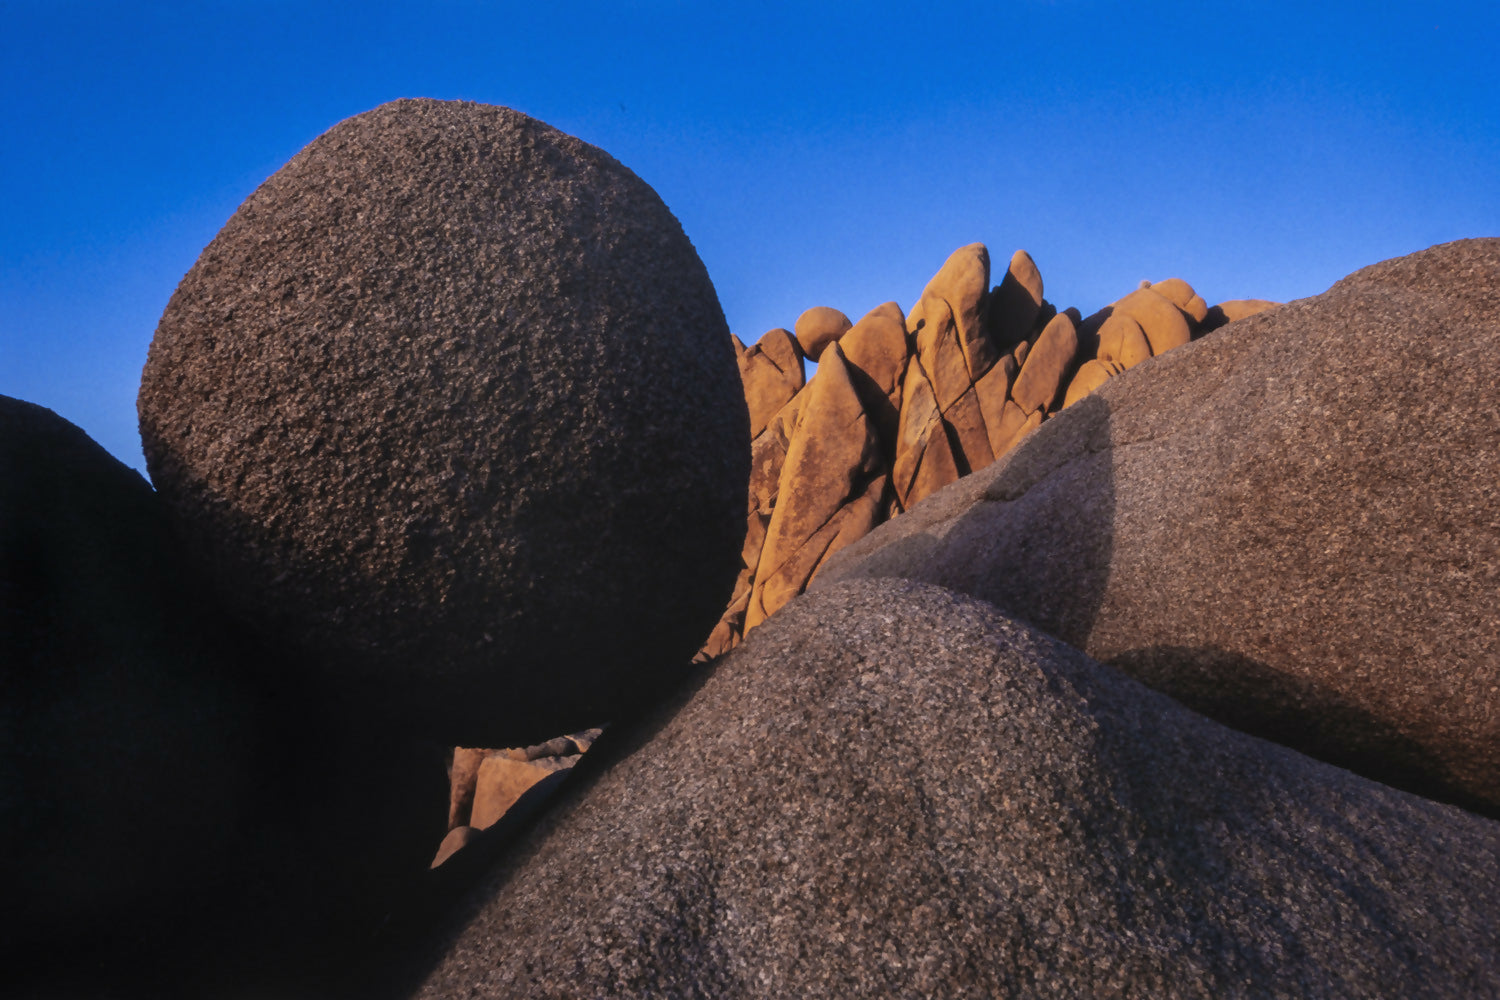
700,243,1278,659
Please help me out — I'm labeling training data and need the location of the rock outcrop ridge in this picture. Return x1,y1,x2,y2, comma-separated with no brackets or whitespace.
701,243,1276,658
818,238,1500,816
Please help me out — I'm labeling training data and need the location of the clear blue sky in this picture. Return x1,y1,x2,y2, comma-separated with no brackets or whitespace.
4,1,1497,472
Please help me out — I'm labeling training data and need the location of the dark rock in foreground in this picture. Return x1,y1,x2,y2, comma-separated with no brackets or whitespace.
819,238,1500,815
403,580,1500,999
0,396,260,994
139,98,748,745
2,395,450,998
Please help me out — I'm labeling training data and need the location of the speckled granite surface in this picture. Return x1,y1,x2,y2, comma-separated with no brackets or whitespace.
820,239,1500,814
139,99,747,744
401,579,1500,999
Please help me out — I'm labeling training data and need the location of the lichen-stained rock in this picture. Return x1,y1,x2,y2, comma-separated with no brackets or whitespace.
819,239,1500,816
1062,357,1127,408
409,580,1500,1000
892,360,962,510
739,327,805,440
986,249,1046,351
138,98,747,745
1202,298,1280,333
908,243,996,382
794,305,853,362
745,346,883,631
1097,311,1154,369
1011,312,1079,416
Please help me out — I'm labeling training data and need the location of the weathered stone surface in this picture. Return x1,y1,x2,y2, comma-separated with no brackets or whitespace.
987,249,1045,350
138,99,748,744
909,243,995,381
1113,286,1193,356
988,399,1044,458
1096,311,1154,368
739,327,805,440
1202,298,1281,333
794,306,853,362
892,360,961,510
1062,357,1126,408
839,302,908,405
408,580,1500,999
941,386,993,472
820,240,1500,815
973,353,1018,455
1010,312,1079,415
1150,277,1208,324
745,346,882,631
912,297,973,412
840,301,909,452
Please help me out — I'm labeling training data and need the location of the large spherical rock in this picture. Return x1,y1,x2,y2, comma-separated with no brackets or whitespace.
139,99,749,743
401,581,1500,998
820,239,1500,815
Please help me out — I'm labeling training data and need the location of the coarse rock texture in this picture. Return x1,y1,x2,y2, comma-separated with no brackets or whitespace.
139,98,748,744
819,239,1500,815
401,580,1500,999
698,242,1255,660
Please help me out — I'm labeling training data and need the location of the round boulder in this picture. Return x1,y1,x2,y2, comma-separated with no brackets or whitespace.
794,305,853,361
138,99,748,743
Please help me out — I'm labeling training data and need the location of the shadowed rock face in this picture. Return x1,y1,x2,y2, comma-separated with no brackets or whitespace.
0,396,260,992
139,98,748,745
2,395,453,998
819,239,1500,815
399,580,1500,999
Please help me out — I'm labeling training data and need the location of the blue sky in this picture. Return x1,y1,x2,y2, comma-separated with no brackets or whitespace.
4,1,1497,472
